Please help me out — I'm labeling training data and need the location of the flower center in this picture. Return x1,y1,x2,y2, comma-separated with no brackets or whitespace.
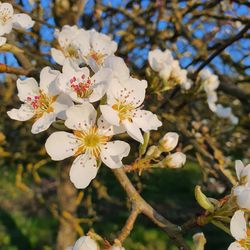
61,44,79,59
88,50,105,65
73,126,109,158
239,229,250,249
70,74,94,98
112,99,135,123
0,8,12,24
26,90,57,118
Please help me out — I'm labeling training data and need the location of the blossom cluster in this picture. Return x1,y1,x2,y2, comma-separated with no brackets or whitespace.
148,48,238,124
8,25,163,189
0,2,34,46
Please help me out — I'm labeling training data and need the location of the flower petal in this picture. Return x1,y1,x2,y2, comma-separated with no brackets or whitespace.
51,48,66,65
228,241,244,250
53,93,73,120
0,36,6,46
45,131,79,160
39,66,60,95
31,113,56,134
235,160,245,181
235,187,250,210
17,78,39,102
123,119,143,143
97,115,125,136
100,105,120,127
12,13,34,30
7,104,34,121
70,154,98,189
73,236,98,250
230,210,247,241
133,110,162,132
100,141,130,169
65,103,97,130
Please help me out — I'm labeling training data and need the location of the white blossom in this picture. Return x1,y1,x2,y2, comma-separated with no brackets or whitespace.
148,49,188,88
233,160,250,210
58,59,112,103
0,2,34,36
228,210,250,250
100,77,162,143
69,236,99,250
51,25,89,65
164,152,186,168
159,132,179,152
45,103,130,189
215,104,239,125
7,67,72,134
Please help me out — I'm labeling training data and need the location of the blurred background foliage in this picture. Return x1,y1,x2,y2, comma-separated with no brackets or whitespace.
0,0,250,249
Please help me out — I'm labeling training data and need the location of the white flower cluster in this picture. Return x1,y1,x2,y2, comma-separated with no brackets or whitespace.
8,25,162,189
229,210,250,250
0,2,34,46
199,69,238,124
148,49,191,90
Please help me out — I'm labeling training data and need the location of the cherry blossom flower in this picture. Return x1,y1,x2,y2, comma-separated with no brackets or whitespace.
0,2,34,36
7,67,72,134
148,48,188,89
81,29,118,72
164,152,186,168
68,236,99,250
58,59,112,103
159,132,179,152
233,160,250,210
100,77,162,143
45,103,130,189
51,25,89,65
228,210,250,250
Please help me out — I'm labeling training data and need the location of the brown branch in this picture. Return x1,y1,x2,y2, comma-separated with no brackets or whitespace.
0,64,29,76
117,205,140,243
112,168,190,250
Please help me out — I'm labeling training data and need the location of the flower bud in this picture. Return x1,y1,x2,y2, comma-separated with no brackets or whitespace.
146,145,162,158
164,152,186,168
72,236,99,250
193,232,206,250
159,132,179,152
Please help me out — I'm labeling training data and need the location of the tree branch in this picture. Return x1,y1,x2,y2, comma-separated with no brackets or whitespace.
112,168,190,250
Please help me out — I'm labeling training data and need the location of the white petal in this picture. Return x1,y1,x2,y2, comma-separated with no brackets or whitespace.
0,36,6,46
70,154,98,189
133,110,162,132
45,131,79,160
148,49,173,72
235,160,245,181
39,67,60,95
31,113,56,134
228,242,244,250
17,78,39,102
230,210,247,241
65,103,97,130
103,55,130,82
0,22,13,36
53,93,73,120
236,187,250,210
100,105,120,127
88,68,111,102
51,48,66,65
123,120,143,143
12,13,34,30
101,141,130,169
7,104,34,121
97,115,125,136
73,236,98,250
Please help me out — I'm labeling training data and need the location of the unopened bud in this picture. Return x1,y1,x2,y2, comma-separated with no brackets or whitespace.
72,236,99,250
193,232,206,250
146,145,162,158
159,132,179,152
164,152,186,168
